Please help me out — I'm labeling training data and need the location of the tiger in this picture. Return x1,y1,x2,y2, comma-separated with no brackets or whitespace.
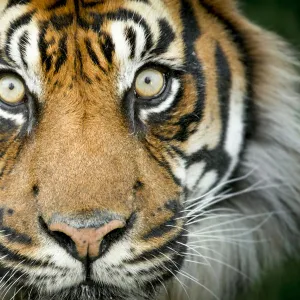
0,0,299,299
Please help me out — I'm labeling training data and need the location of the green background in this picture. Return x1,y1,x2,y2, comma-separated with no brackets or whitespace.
242,0,300,49
237,1,300,299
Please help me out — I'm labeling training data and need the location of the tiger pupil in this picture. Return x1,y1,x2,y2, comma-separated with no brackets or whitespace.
144,77,151,84
8,83,15,91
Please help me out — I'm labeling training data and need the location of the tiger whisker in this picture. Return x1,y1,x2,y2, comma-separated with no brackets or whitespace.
0,260,25,292
185,180,271,220
184,168,258,204
181,245,252,282
176,269,220,300
187,211,285,234
9,283,25,300
189,213,274,239
150,253,190,300
1,272,26,300
142,256,169,296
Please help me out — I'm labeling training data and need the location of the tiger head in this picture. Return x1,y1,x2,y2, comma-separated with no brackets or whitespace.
0,0,265,299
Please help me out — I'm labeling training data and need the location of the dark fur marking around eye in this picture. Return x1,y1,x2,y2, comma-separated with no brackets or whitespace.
150,19,176,56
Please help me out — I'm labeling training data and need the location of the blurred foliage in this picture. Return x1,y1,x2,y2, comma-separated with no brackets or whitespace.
241,0,300,49
237,258,300,300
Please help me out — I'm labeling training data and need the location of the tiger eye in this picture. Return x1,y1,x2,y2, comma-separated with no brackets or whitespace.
0,75,25,105
135,68,165,98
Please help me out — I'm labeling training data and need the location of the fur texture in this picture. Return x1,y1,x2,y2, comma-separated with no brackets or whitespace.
0,1,299,300
160,20,300,300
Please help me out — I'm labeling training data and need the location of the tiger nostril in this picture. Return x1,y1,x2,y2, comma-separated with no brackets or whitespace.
51,230,77,253
40,216,127,261
99,226,127,257
39,216,77,253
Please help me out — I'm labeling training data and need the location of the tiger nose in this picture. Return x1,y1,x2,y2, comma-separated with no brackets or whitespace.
49,220,125,259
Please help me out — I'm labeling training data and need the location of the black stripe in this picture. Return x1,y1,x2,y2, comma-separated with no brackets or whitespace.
0,266,28,286
85,38,106,73
80,0,104,8
47,0,67,10
199,0,255,138
99,33,115,65
50,13,74,30
75,48,93,84
127,229,186,264
90,9,153,53
130,0,149,3
170,0,205,142
0,242,67,270
0,226,32,244
54,33,68,74
142,219,176,240
6,0,30,9
5,11,36,64
125,26,137,59
151,19,176,56
85,38,100,66
18,30,30,69
144,142,181,186
39,21,52,72
215,42,231,145
0,57,11,67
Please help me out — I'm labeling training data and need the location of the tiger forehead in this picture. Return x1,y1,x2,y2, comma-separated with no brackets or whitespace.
22,0,183,85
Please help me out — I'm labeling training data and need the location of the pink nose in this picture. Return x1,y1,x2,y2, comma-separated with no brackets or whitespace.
49,220,125,258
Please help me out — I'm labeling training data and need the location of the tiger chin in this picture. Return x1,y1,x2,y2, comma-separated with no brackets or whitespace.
0,0,299,300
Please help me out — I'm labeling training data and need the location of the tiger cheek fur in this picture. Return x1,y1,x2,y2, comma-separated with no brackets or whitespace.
0,0,299,300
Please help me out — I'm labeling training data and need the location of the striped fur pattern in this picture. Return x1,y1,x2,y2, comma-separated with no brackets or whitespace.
0,0,299,299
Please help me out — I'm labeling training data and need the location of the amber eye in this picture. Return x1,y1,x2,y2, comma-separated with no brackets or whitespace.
0,74,26,105
135,68,165,99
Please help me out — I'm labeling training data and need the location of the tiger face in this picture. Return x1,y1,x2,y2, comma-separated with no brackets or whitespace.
0,0,249,299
